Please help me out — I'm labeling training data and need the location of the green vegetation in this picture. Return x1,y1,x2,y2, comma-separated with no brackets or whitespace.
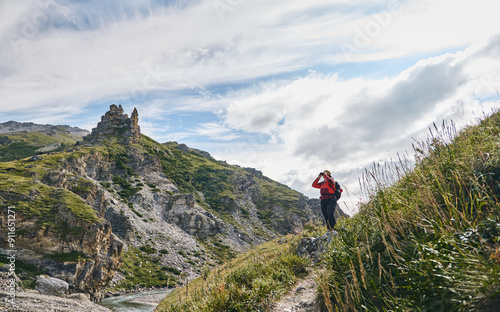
69,177,94,196
157,232,316,312
0,168,99,230
0,254,49,289
44,251,91,262
198,238,236,264
139,244,157,254
162,266,182,275
0,141,39,162
0,130,81,162
253,179,305,228
112,175,142,199
110,151,136,176
317,116,500,311
115,246,179,290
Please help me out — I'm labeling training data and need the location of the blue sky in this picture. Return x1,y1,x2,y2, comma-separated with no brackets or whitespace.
1,0,500,214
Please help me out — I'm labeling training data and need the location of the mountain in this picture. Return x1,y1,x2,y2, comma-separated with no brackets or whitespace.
0,105,347,301
0,121,89,162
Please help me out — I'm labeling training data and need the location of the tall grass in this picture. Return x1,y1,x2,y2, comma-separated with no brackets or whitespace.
155,224,325,312
319,113,500,311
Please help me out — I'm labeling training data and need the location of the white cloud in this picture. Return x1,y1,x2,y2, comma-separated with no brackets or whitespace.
194,122,241,141
2,0,496,116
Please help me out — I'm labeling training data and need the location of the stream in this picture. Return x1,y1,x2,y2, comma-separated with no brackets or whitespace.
99,289,171,312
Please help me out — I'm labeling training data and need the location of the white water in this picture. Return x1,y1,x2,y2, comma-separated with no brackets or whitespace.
99,289,171,312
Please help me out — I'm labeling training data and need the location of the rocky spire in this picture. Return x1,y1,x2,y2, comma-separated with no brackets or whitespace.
83,105,141,144
130,107,140,142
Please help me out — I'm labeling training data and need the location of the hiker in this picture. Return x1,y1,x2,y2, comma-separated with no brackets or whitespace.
312,170,339,231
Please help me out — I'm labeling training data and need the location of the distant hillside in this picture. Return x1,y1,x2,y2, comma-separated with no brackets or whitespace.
0,121,89,161
0,121,89,136
0,105,345,301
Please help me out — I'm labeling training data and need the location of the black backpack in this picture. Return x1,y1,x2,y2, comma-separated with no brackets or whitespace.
334,181,342,200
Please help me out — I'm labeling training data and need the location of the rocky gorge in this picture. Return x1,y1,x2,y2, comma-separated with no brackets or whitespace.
0,105,348,307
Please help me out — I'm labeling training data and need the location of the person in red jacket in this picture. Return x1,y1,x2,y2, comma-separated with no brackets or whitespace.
312,170,338,230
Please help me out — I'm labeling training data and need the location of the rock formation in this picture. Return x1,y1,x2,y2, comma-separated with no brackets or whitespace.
0,211,123,301
84,104,141,144
296,231,337,263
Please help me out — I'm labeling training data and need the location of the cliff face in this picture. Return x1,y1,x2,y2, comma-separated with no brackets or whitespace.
0,105,345,296
0,172,122,301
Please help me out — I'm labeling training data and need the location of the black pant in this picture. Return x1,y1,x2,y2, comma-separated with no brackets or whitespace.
321,197,337,230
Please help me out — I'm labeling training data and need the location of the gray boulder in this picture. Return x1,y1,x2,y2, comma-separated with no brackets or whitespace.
35,275,69,297
296,231,338,263
35,142,61,154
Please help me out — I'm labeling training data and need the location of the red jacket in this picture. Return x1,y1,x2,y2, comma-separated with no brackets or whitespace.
312,175,336,200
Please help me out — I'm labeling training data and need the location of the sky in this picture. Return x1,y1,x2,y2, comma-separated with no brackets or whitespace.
1,0,500,215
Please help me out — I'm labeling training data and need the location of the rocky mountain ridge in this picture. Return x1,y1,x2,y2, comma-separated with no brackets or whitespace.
0,121,89,162
0,105,347,301
0,121,89,137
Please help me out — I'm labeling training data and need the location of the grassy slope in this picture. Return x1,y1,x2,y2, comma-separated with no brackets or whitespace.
155,223,325,312
156,112,500,312
0,129,83,161
319,115,500,311
0,159,100,227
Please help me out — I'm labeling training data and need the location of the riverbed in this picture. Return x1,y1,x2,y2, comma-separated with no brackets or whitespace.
99,289,171,312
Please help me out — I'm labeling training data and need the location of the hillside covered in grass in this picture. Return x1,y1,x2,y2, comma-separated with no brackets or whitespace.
317,113,500,311
156,112,500,311
155,223,325,312
0,121,89,161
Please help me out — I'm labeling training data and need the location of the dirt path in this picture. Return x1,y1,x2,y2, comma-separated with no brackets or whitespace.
271,272,320,312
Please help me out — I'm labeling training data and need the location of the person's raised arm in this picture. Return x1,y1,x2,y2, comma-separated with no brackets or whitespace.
312,173,323,188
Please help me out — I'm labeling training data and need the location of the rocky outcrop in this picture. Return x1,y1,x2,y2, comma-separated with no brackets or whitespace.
296,231,338,263
0,279,111,312
0,210,123,301
35,142,61,154
83,104,141,144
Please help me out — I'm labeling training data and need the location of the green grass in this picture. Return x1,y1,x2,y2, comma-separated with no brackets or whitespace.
0,130,82,162
318,115,500,311
44,250,91,262
156,230,319,312
0,170,99,227
0,254,49,289
0,156,100,244
114,246,179,290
